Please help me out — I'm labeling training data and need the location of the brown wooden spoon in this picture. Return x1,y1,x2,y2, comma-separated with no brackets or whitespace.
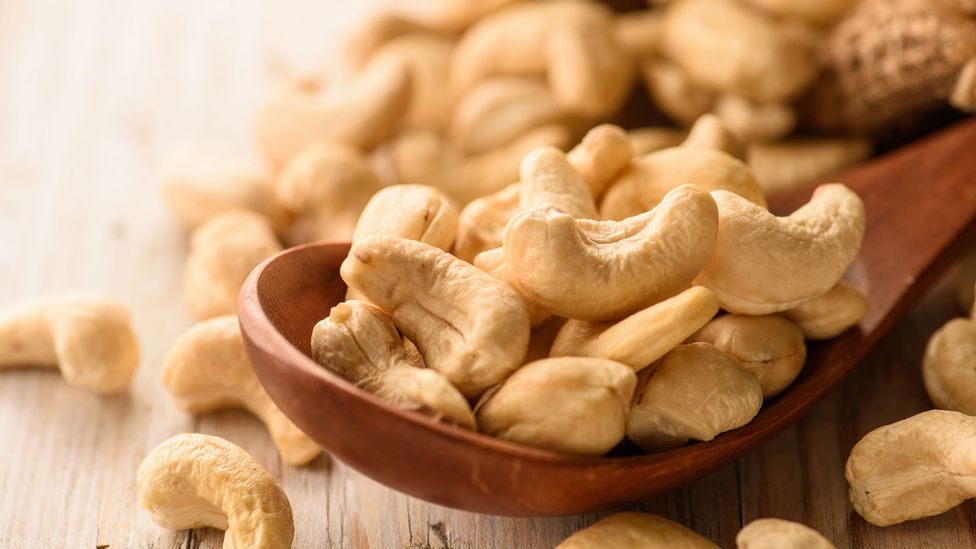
239,118,976,517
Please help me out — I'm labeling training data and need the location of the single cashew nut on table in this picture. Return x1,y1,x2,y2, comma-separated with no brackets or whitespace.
311,300,475,430
694,183,865,315
736,518,835,549
550,286,719,371
627,342,763,452
184,210,283,320
275,141,384,243
163,316,321,466
504,184,718,322
845,410,976,526
476,357,636,456
0,295,138,394
557,512,719,548
688,314,807,398
138,433,294,549
341,235,530,398
783,281,867,340
923,308,976,415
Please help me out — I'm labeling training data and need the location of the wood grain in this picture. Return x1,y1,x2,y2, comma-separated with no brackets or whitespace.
1,0,975,547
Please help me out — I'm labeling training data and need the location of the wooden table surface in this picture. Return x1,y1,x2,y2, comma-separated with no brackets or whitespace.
2,1,974,547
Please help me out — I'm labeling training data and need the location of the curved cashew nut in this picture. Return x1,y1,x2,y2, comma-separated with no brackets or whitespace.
736,518,835,549
476,357,636,456
550,286,719,371
694,183,865,315
389,125,571,204
923,311,976,415
450,0,634,118
681,114,745,160
558,512,719,548
138,433,294,548
746,138,872,195
341,236,530,398
660,0,817,102
566,124,635,200
184,210,283,320
256,57,411,167
504,184,718,322
312,300,475,429
473,247,553,327
449,76,570,155
454,182,521,263
160,149,289,234
783,281,867,340
627,342,762,452
162,316,321,466
599,147,765,221
367,34,455,132
519,146,597,219
0,295,139,393
641,59,717,128
688,314,807,398
845,410,976,526
352,184,458,250
275,141,383,242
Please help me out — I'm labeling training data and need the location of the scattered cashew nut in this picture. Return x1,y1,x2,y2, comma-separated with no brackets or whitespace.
783,281,867,340
736,518,835,549
923,305,976,415
557,512,719,548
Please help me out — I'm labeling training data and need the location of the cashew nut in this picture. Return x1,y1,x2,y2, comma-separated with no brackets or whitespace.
341,235,530,398
366,34,455,132
660,0,818,102
137,433,294,548
160,149,289,234
599,147,765,221
687,314,807,398
519,146,597,219
845,410,976,526
256,58,411,167
627,342,763,452
550,286,719,371
783,281,867,340
714,94,797,144
681,113,745,160
923,308,976,415
275,141,383,242
184,210,283,320
473,247,553,327
614,11,662,60
389,125,571,204
311,300,475,430
352,184,458,251
450,0,634,118
627,127,686,156
746,138,872,195
641,59,717,127
453,182,520,263
558,512,719,548
505,185,718,321
736,518,835,549
449,76,571,155
162,316,321,466
340,11,436,72
475,357,636,456
694,183,865,315
0,295,139,394
566,124,635,200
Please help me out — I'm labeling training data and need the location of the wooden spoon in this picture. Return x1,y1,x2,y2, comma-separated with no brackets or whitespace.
239,118,976,517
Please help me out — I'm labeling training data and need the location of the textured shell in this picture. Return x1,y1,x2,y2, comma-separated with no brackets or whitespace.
923,317,976,415
505,184,718,322
137,433,294,549
557,512,719,548
735,518,835,549
694,183,865,315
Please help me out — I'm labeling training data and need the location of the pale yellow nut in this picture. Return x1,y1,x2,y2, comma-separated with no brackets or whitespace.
614,11,662,60
505,184,718,322
473,247,553,328
599,147,765,221
449,76,570,155
453,182,520,263
627,127,686,156
783,281,867,340
476,357,636,456
366,34,455,132
736,518,835,549
450,0,634,118
845,410,976,526
341,236,530,398
641,59,717,127
627,342,763,452
746,138,872,196
275,141,383,243
389,125,571,204
352,184,458,250
311,301,475,430
551,286,719,371
256,58,411,167
0,294,138,394
566,124,636,200
660,0,818,102
558,512,719,548
714,94,797,144
519,146,597,219
184,210,283,320
681,113,745,160
688,314,806,398
159,149,289,234
923,315,976,415
162,316,321,466
694,183,865,315
138,433,294,549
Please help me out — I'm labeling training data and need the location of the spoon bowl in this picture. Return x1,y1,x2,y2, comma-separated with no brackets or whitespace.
239,119,976,516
